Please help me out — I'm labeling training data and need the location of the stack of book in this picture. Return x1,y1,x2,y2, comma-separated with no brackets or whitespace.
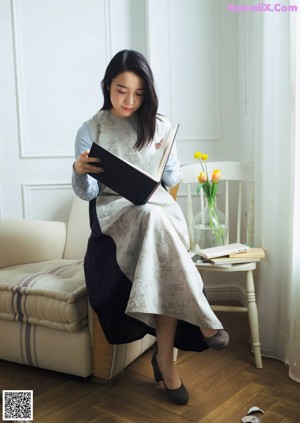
193,243,265,267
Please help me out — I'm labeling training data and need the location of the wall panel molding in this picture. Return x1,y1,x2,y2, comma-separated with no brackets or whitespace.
168,0,220,141
11,0,110,159
104,0,112,59
145,0,172,117
22,182,73,221
178,138,221,143
145,0,221,143
10,0,26,158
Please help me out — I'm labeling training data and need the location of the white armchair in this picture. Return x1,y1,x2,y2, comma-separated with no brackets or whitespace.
0,196,155,383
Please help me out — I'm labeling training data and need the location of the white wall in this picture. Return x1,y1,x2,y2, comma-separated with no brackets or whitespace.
0,0,240,221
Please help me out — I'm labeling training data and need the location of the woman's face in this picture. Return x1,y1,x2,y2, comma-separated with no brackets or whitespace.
109,71,145,118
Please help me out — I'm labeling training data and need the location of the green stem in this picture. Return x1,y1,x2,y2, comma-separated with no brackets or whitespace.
207,198,224,244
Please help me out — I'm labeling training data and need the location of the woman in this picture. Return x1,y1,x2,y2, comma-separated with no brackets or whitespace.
72,50,229,405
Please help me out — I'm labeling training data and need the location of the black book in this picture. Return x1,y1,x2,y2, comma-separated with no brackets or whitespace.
88,124,179,205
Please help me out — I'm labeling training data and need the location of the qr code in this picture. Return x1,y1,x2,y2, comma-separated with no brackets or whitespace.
2,390,33,421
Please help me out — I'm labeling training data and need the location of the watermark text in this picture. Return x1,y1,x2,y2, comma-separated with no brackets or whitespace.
228,3,298,12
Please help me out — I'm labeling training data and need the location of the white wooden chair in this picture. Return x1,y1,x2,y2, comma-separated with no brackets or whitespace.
180,161,263,368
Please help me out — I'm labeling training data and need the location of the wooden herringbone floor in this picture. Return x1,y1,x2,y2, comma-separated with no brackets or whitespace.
1,310,300,423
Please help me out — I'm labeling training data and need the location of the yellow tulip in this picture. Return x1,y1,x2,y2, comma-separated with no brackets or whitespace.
211,169,222,183
194,151,202,159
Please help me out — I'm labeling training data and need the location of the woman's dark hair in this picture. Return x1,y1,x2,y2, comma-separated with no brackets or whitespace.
101,50,159,150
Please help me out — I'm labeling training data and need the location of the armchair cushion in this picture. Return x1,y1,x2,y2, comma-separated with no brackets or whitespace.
0,259,88,332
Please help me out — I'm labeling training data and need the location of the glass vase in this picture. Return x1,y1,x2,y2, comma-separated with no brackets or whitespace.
193,198,229,250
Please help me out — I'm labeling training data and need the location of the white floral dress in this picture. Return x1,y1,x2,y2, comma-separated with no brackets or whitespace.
83,110,223,350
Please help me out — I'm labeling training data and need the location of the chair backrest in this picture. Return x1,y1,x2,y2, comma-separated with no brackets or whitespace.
180,161,254,249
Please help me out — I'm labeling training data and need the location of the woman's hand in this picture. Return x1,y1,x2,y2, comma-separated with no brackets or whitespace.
73,150,104,175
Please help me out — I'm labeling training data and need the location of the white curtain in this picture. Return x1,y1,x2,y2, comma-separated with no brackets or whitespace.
253,6,300,382
288,7,300,383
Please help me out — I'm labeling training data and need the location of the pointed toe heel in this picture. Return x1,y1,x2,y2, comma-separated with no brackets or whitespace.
204,329,229,350
151,352,189,405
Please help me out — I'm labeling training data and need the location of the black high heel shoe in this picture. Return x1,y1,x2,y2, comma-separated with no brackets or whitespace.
151,352,189,405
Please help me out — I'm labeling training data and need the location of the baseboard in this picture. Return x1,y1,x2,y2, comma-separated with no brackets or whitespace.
205,286,247,307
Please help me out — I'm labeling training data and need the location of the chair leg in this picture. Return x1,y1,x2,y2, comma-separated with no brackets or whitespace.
246,270,263,368
173,347,178,362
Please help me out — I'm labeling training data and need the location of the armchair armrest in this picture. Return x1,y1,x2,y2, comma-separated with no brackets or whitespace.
0,218,67,269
